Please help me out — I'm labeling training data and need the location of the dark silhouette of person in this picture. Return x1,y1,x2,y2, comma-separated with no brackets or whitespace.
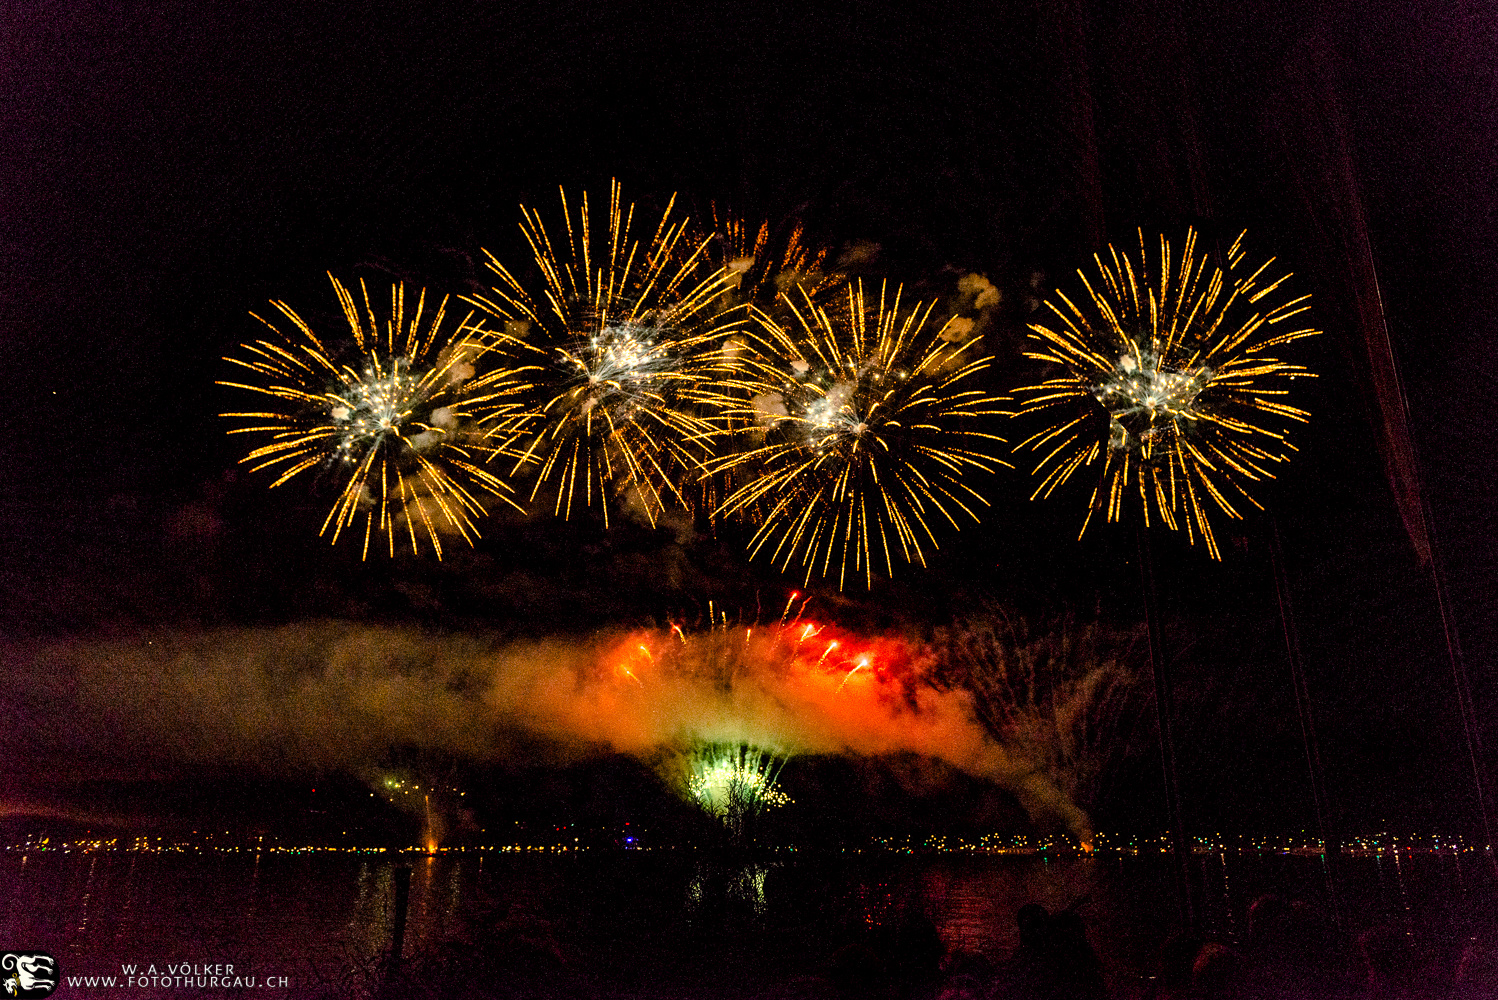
1048,909,1107,999
992,902,1108,999
991,903,1055,998
1191,941,1245,999
1357,924,1435,1000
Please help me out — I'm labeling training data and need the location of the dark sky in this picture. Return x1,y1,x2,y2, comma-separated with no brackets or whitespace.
2,0,1496,839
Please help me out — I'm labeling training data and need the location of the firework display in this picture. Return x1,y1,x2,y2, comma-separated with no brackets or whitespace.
598,600,1087,839
687,211,848,518
1012,229,1320,558
700,207,843,309
685,742,792,825
609,603,853,834
217,181,1321,580
465,181,746,527
709,281,1012,589
219,275,526,558
924,615,1145,838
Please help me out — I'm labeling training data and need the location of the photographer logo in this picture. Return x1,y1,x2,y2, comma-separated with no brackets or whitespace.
1,953,57,999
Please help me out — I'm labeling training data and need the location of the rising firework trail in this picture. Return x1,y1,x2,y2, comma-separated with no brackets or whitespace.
219,275,527,558
1012,229,1321,558
465,181,746,527
709,281,1012,588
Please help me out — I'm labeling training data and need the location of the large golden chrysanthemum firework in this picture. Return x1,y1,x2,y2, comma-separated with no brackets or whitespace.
710,281,1012,589
219,275,527,558
466,181,745,526
1013,229,1320,558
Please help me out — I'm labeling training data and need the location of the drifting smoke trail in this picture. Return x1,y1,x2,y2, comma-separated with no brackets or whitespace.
925,614,1148,842
0,619,1095,839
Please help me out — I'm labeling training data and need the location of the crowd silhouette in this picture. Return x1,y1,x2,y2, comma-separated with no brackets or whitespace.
787,894,1498,999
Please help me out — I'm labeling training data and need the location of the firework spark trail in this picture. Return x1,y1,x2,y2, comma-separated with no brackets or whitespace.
708,281,1012,588
1012,229,1320,558
684,742,792,829
219,274,529,558
700,208,844,309
682,211,847,520
464,181,747,527
925,614,1147,840
835,656,871,693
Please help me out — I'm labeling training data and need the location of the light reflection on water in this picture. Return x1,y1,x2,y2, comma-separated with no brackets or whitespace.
1,849,1491,997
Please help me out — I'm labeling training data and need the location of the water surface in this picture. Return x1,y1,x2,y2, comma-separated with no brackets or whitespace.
3,848,1491,997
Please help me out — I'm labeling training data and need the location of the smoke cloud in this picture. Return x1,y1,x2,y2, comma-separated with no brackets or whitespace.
0,620,1092,839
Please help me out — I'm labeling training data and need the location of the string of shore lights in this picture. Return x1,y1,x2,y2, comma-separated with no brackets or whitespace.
219,180,1322,586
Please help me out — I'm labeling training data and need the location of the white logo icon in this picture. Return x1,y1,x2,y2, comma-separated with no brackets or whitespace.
1,954,57,998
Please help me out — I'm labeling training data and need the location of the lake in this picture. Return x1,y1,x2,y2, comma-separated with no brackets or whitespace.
3,847,1493,998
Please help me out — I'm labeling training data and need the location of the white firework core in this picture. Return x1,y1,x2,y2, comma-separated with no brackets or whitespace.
803,379,856,435
1093,351,1213,450
332,357,432,461
559,321,674,418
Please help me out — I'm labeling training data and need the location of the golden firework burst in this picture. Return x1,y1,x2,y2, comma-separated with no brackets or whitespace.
684,210,847,520
219,274,527,558
709,281,1012,589
466,181,746,526
1013,228,1320,558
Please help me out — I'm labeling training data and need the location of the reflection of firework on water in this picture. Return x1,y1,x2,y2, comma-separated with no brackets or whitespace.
686,858,773,920
1013,229,1320,558
710,282,1012,588
219,275,525,557
685,742,792,828
466,181,745,526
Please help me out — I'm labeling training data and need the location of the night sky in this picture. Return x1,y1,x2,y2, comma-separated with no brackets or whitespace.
3,0,1496,844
